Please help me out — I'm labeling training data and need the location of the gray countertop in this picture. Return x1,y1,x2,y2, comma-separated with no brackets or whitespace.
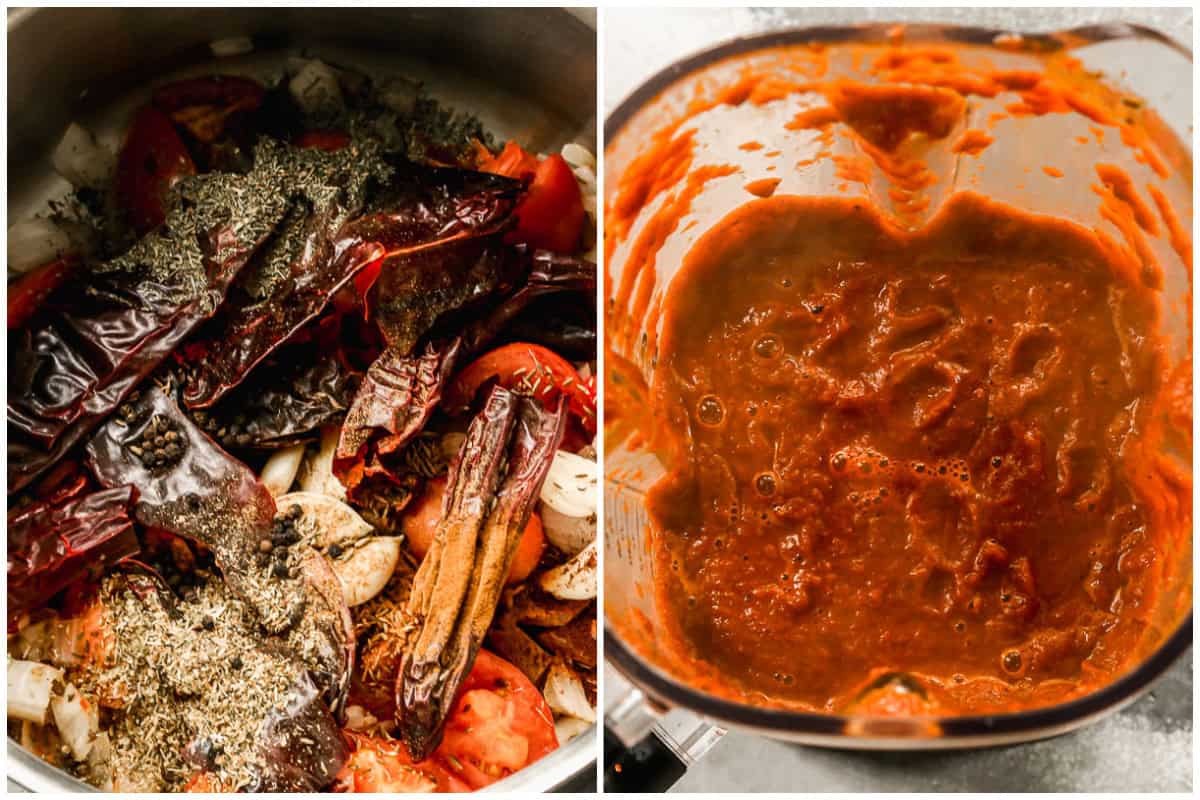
605,7,1193,793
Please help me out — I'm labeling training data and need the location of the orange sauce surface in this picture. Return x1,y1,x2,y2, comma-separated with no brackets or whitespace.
605,40,1192,716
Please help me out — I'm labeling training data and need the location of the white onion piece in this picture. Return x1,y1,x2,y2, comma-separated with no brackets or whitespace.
332,537,400,607
543,662,595,722
297,427,347,500
538,541,597,601
260,443,306,497
7,660,63,724
51,123,114,188
560,143,596,171
8,217,72,274
541,504,595,556
289,59,344,115
555,715,592,744
15,617,91,668
210,36,254,57
540,450,597,519
51,682,97,760
277,491,373,549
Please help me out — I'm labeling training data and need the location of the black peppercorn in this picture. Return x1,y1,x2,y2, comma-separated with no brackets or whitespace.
230,655,243,670
327,543,344,558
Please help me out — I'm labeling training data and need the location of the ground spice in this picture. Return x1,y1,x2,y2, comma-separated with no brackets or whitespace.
75,573,309,791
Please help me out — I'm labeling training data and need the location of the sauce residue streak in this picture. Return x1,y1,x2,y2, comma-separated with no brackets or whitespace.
605,40,1192,716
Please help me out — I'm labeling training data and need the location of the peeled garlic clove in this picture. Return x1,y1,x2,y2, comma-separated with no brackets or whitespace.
260,443,306,498
277,491,373,549
331,537,400,607
541,505,595,556
538,541,597,601
298,427,346,501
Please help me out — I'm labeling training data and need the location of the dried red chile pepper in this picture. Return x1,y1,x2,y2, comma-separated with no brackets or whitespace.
7,485,140,629
193,345,354,450
182,155,521,410
458,249,596,355
8,158,295,493
334,339,461,498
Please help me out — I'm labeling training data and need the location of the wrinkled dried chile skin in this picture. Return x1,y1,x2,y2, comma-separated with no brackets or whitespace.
7,486,139,628
87,383,278,576
181,143,390,409
86,382,353,710
196,346,353,450
458,250,596,356
251,673,348,792
371,237,512,354
334,339,462,494
8,194,285,493
184,161,521,409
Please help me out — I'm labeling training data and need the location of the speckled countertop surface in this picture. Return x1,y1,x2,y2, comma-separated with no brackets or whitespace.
604,7,1193,793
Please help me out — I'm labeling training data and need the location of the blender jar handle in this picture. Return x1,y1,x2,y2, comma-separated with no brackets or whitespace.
603,672,726,791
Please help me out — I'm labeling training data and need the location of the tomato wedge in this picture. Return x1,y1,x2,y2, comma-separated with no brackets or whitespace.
479,141,585,254
436,649,558,789
478,140,539,182
115,106,197,233
446,343,596,433
8,257,76,329
336,732,471,793
401,476,544,584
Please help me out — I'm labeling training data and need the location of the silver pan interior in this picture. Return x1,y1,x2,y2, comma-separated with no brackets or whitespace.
6,6,597,793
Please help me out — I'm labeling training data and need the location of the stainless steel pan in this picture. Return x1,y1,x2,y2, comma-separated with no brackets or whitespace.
6,6,596,793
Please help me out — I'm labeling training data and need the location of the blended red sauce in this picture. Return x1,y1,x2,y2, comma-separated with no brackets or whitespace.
606,41,1192,716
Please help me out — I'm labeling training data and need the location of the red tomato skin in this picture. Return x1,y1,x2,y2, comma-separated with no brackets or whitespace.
400,476,447,561
479,141,586,254
479,140,539,181
447,342,596,433
506,513,545,585
510,154,586,253
8,257,76,329
436,650,559,790
115,106,197,233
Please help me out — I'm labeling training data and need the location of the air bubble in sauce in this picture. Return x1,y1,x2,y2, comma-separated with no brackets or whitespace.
697,395,725,425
